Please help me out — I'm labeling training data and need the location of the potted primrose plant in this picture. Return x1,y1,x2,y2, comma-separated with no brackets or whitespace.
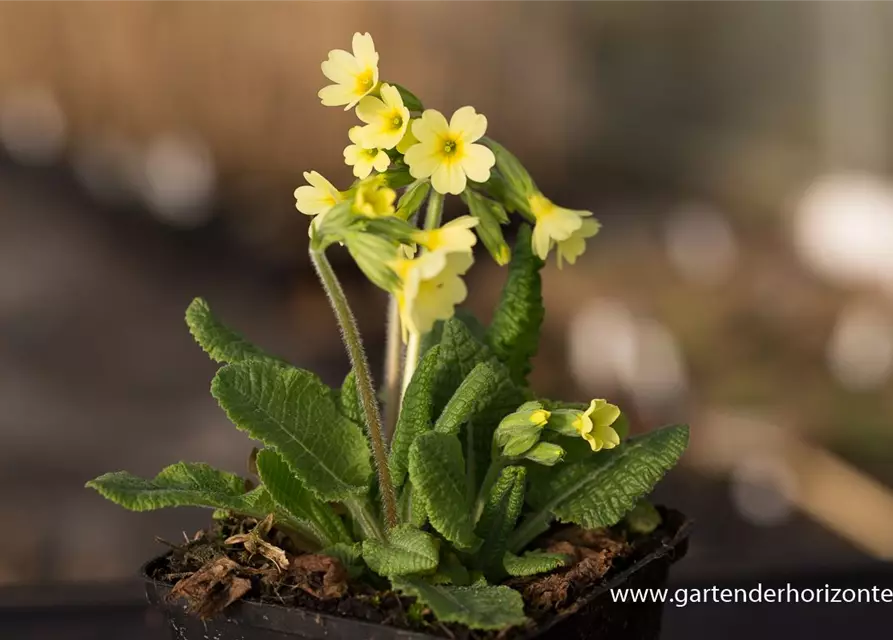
87,32,691,640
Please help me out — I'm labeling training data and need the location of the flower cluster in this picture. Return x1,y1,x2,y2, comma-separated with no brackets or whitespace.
494,399,623,465
294,32,604,339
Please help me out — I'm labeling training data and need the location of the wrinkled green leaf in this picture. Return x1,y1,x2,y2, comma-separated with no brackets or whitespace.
408,432,478,549
85,463,316,536
431,550,471,586
362,525,440,577
185,298,283,365
255,449,350,547
392,578,528,630
487,226,544,385
338,370,363,424
397,484,427,528
212,361,372,501
475,466,526,576
434,361,501,436
389,345,441,488
526,424,689,531
435,319,526,494
87,462,258,513
503,551,571,577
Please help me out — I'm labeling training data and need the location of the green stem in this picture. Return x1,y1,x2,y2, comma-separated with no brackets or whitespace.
310,248,398,532
382,295,402,444
400,191,444,396
423,190,445,231
344,496,386,542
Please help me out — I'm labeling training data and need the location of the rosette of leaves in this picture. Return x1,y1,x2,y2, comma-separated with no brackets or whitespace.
87,228,689,630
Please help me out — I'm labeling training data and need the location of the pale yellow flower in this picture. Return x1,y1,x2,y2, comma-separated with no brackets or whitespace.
343,127,390,179
412,216,478,254
528,192,592,261
572,399,621,452
556,218,601,268
294,171,343,216
354,180,396,217
355,83,409,150
318,32,379,110
403,107,495,195
390,250,473,336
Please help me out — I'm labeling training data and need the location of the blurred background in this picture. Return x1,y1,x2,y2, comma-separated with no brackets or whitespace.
1,0,892,619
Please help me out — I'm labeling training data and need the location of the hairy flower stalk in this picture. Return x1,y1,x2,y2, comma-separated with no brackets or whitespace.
309,247,398,532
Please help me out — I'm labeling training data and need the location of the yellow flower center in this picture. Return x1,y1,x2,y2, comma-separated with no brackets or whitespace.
363,148,379,160
355,69,375,94
528,193,554,220
442,139,458,155
390,115,404,130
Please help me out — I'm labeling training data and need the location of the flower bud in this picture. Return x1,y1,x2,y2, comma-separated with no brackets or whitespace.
396,180,431,221
543,409,581,437
311,199,355,249
343,231,400,292
483,138,536,199
354,180,397,218
494,403,550,457
522,442,565,466
625,500,662,535
461,190,511,265
363,217,418,244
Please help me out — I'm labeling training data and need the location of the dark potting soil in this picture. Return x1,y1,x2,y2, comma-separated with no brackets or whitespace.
147,508,687,639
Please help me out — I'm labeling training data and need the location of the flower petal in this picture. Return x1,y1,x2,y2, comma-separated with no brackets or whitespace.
379,83,404,110
352,32,378,68
318,84,355,107
321,49,359,85
460,143,496,183
449,106,488,142
531,222,553,260
304,171,338,197
356,95,387,125
413,109,449,143
405,143,441,179
294,185,331,216
431,162,466,195
373,150,391,173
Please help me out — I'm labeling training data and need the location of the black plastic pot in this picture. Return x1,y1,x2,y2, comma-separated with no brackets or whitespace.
143,514,691,640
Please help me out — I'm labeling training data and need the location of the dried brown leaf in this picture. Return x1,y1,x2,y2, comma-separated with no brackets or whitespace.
290,554,348,599
169,556,252,619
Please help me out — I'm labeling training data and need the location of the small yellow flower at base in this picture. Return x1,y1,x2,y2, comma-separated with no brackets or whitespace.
528,192,593,261
390,250,474,337
319,32,379,111
403,107,496,195
412,216,478,254
294,171,343,217
556,218,601,269
354,180,397,218
572,399,622,452
344,127,390,179
356,84,410,150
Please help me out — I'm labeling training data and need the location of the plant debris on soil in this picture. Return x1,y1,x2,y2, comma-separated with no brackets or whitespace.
148,509,685,639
